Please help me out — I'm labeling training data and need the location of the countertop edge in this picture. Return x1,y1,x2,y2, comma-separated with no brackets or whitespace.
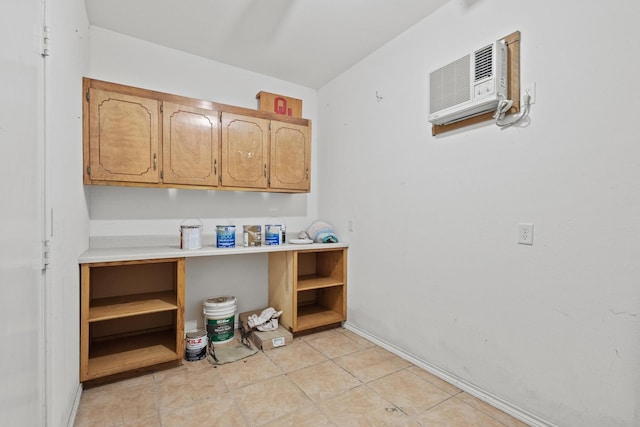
79,241,349,264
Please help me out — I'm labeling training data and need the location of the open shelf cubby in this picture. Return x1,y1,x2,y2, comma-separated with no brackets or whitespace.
80,258,185,382
269,247,347,334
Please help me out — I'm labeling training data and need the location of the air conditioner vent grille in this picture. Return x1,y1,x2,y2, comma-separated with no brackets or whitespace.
427,40,507,125
474,44,493,81
429,55,471,113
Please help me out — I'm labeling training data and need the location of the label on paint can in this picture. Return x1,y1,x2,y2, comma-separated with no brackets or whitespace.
216,225,236,248
180,223,202,250
265,224,282,245
185,330,207,361
243,225,262,247
206,316,235,342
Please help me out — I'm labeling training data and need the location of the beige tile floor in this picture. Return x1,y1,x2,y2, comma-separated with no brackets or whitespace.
74,327,529,427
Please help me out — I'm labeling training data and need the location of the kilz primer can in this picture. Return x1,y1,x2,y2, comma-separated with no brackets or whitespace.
184,330,207,361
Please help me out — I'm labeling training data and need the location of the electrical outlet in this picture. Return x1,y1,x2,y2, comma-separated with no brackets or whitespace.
185,320,198,333
518,223,534,245
522,82,536,105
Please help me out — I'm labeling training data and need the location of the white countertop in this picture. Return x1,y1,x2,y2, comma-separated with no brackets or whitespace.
79,240,349,264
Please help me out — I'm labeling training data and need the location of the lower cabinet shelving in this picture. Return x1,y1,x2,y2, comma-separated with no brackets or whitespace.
269,247,347,333
80,258,185,382
79,244,348,381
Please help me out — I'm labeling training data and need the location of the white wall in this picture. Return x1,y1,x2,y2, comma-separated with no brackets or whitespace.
88,26,319,238
88,27,321,325
318,1,640,426
47,0,90,425
0,1,46,425
0,1,89,426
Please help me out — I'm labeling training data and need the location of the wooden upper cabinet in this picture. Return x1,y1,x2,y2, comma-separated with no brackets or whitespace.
88,88,160,183
270,120,311,191
83,78,312,192
220,112,269,189
162,103,219,187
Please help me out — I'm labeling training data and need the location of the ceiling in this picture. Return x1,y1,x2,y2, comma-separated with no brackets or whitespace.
84,0,448,88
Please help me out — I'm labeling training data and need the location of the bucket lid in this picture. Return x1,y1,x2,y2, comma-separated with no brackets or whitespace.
181,224,202,229
203,296,236,307
186,330,207,339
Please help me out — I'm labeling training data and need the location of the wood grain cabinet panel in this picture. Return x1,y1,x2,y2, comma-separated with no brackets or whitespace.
162,102,219,186
269,247,347,334
270,120,311,191
88,88,160,183
221,112,269,189
83,78,312,193
80,258,185,382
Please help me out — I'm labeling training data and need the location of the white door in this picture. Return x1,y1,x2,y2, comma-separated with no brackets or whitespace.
0,1,46,425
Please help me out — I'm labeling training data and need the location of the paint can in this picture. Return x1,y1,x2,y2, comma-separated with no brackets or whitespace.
184,330,207,361
243,225,262,247
265,224,282,245
216,225,236,248
180,219,202,250
203,296,237,344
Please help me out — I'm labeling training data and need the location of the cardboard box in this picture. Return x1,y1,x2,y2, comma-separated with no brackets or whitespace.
256,91,303,118
239,309,293,350
249,325,293,350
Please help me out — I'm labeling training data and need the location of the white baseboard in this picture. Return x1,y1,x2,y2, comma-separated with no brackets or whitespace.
343,322,556,427
66,383,83,427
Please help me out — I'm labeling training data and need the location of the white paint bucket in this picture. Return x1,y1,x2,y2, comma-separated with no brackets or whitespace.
184,330,207,361
180,219,202,250
203,296,237,344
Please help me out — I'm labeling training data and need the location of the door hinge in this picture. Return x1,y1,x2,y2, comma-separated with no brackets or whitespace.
86,89,90,102
160,104,163,113
86,165,91,175
160,170,164,179
42,240,51,270
41,26,50,57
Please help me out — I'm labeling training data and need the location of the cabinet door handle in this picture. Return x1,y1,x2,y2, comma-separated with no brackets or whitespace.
306,168,309,179
214,159,217,175
264,164,267,177
153,153,157,171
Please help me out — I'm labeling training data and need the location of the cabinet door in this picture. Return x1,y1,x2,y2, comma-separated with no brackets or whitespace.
162,102,219,186
220,112,269,189
88,88,160,183
270,121,311,191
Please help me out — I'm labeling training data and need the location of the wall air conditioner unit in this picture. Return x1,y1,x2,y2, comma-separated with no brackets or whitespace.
428,40,508,125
